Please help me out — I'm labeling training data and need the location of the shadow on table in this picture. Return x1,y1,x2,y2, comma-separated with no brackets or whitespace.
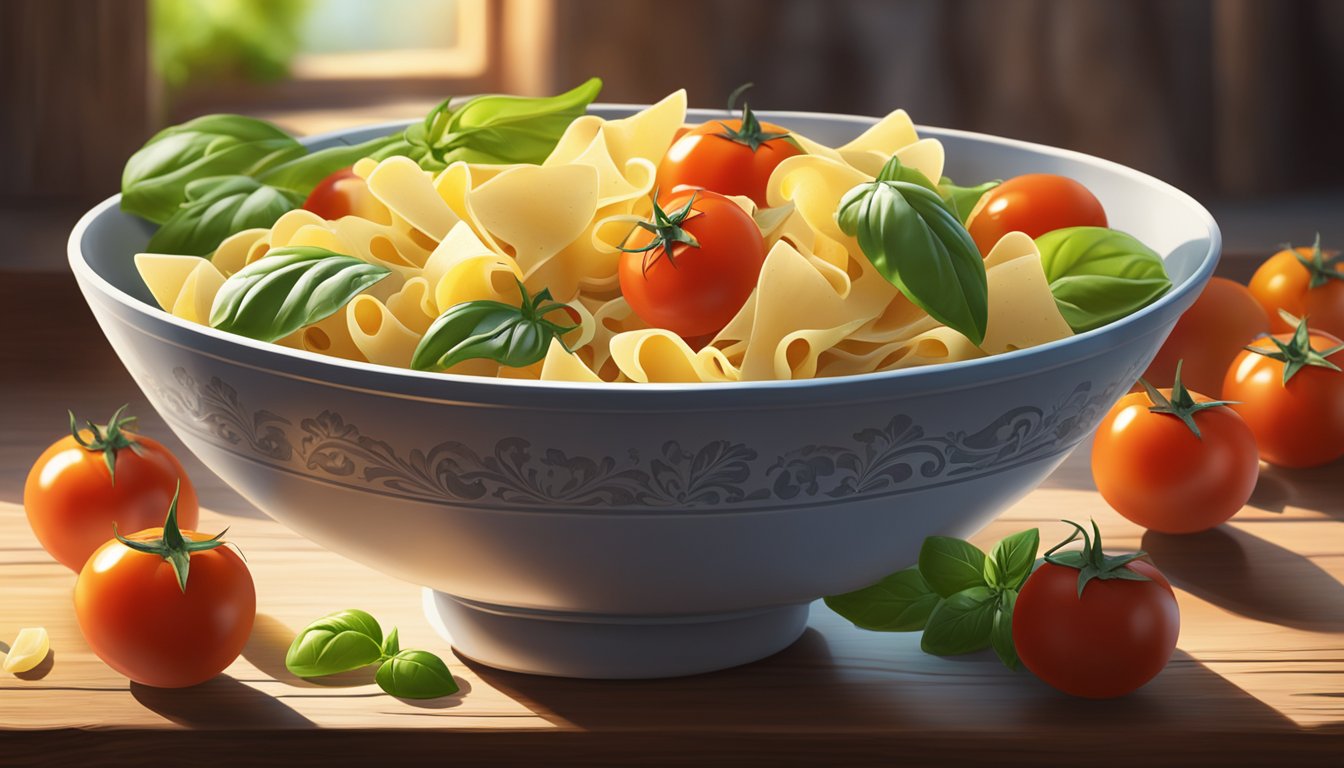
460,620,1296,740
1143,526,1344,632
1245,460,1344,518
131,675,316,729
12,649,55,681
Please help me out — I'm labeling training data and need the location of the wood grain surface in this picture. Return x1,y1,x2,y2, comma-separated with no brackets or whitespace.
1,273,1341,766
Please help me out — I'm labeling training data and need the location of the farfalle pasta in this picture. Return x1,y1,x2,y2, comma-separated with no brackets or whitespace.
133,84,1171,385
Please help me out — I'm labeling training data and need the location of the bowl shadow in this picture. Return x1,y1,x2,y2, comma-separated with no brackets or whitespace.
1142,526,1344,632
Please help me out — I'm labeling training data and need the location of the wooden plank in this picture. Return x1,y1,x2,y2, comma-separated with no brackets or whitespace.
1,272,1341,766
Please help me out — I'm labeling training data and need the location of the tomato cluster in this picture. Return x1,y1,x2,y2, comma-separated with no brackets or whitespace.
1102,237,1344,534
24,408,255,688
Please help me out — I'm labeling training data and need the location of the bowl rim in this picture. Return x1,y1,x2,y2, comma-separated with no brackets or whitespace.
70,103,1221,402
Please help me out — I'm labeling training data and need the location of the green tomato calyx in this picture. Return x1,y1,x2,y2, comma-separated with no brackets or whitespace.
68,404,145,485
1042,520,1151,598
113,481,229,593
714,83,791,152
1138,359,1237,440
1291,233,1344,290
1247,311,1344,385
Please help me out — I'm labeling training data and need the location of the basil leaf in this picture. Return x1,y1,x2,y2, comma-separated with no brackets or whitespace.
381,626,400,658
147,176,301,257
939,177,1000,225
985,528,1039,591
434,77,602,167
824,567,940,632
991,589,1020,670
375,649,460,699
210,246,391,342
918,536,989,598
285,609,385,678
122,114,304,224
1035,226,1173,333
258,134,401,197
837,180,988,345
412,285,575,371
920,586,997,656
875,156,938,193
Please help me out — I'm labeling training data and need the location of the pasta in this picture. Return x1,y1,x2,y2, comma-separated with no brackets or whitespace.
135,91,1087,385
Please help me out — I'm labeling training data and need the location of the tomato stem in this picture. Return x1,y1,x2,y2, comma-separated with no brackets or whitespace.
1245,312,1344,385
617,192,703,274
1138,360,1236,440
68,404,146,485
1291,233,1344,290
714,83,790,152
113,481,229,593
1042,520,1151,598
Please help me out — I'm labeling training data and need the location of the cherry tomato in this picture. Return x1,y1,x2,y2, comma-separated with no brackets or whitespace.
302,167,389,222
75,491,255,688
619,189,767,339
24,407,198,572
1092,374,1258,533
1248,237,1344,337
1013,522,1180,699
1222,321,1344,468
655,103,802,208
1142,277,1269,397
966,174,1107,256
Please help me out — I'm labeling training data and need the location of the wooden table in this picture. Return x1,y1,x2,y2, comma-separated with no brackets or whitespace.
1,272,1341,766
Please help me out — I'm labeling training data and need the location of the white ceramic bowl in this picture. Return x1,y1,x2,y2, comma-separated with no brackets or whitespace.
69,106,1220,678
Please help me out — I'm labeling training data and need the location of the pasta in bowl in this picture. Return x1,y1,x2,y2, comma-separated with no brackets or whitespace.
70,97,1219,678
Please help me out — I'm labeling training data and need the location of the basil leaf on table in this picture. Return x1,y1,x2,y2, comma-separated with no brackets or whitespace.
285,609,385,678
146,175,301,257
918,536,989,598
938,177,1000,225
920,585,998,656
984,528,1040,590
122,114,305,223
1036,226,1173,333
990,589,1020,670
210,246,392,342
375,649,460,699
412,282,577,371
837,178,989,345
824,567,940,632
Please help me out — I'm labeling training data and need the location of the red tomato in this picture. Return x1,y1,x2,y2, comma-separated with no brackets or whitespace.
75,492,255,688
302,167,390,222
655,107,802,208
1142,277,1269,397
1091,380,1258,533
966,174,1107,256
1013,523,1180,699
24,407,198,572
1248,237,1344,337
1222,323,1344,468
619,190,767,340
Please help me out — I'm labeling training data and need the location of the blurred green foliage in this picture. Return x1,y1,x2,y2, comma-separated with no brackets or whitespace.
152,0,310,92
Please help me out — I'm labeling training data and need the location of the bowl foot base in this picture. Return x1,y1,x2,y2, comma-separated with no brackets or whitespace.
422,589,809,679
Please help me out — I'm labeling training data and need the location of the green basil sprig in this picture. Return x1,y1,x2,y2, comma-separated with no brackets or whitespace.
826,528,1039,670
147,176,302,257
122,114,305,224
837,157,989,344
412,281,577,371
285,609,459,699
1036,227,1172,333
210,246,391,342
401,77,602,170
123,80,603,257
